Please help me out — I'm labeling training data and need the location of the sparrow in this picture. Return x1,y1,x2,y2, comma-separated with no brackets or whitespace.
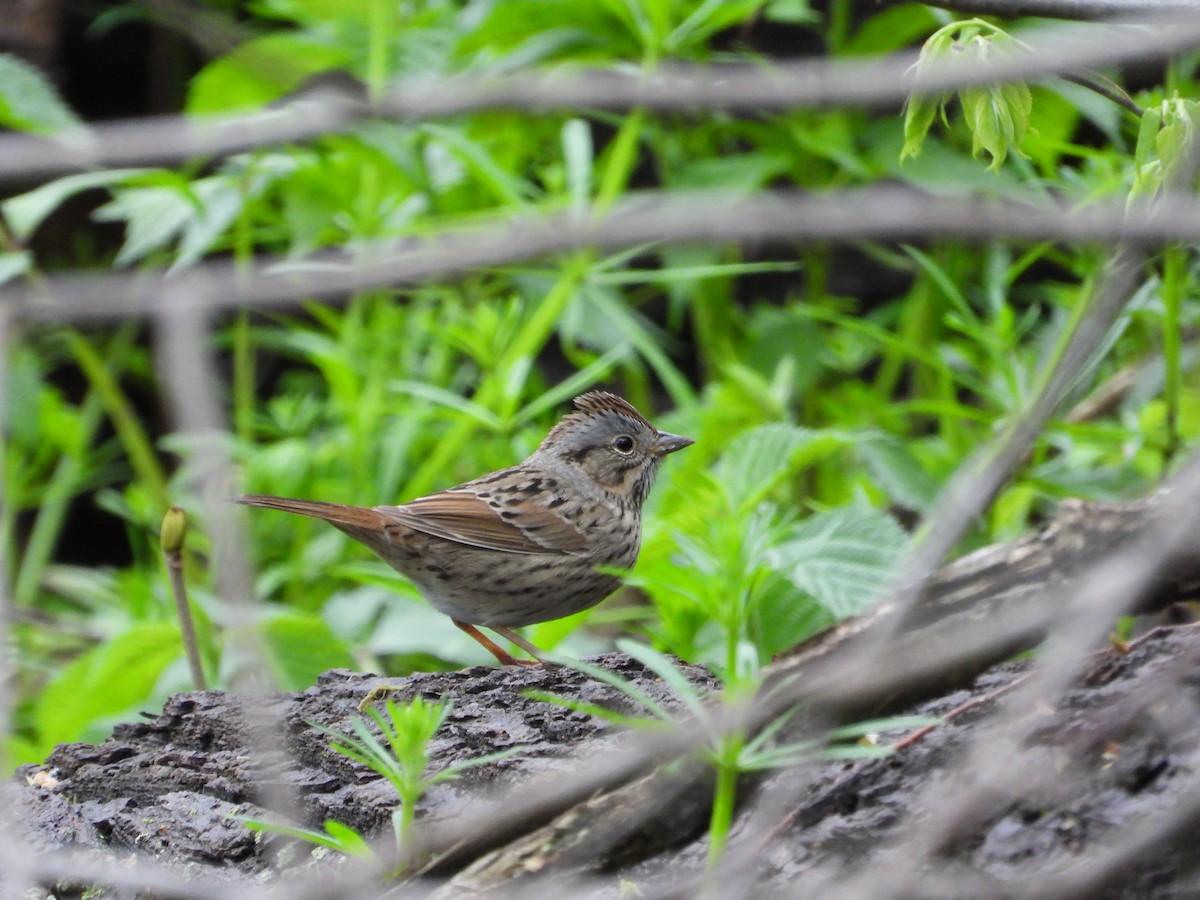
237,391,693,665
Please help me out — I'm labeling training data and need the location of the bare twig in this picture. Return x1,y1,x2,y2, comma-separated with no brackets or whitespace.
7,189,1200,324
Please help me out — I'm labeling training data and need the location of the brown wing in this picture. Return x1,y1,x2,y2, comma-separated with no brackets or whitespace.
377,489,588,555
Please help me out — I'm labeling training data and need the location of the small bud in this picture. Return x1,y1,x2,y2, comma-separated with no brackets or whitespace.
160,506,188,554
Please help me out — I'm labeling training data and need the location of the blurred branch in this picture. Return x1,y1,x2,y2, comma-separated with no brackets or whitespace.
882,244,1142,635
0,15,1196,179
8,188,1200,323
916,0,1200,20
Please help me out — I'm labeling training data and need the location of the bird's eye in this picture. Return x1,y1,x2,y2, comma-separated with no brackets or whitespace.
613,435,635,454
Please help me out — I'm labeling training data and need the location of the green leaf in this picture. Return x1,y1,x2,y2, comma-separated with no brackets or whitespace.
762,0,819,25
1021,84,1080,173
1003,80,1033,137
1157,100,1199,188
1134,105,1164,172
260,612,356,689
92,184,194,266
562,118,593,212
0,53,82,134
901,92,942,162
171,176,246,271
321,819,374,856
2,169,155,241
666,0,763,52
668,153,789,192
616,639,709,720
713,424,848,513
1129,98,1200,201
543,651,677,724
751,577,832,656
767,501,907,619
29,622,182,763
905,19,1030,172
187,33,351,114
0,251,32,287
856,434,940,514
845,4,938,56
240,815,375,857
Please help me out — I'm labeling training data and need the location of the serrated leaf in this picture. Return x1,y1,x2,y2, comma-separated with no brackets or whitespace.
1004,80,1033,125
29,622,182,763
856,435,940,513
750,576,831,656
901,92,942,162
0,53,82,134
767,502,907,619
2,169,155,241
260,612,355,690
171,177,246,271
92,185,194,266
715,424,849,513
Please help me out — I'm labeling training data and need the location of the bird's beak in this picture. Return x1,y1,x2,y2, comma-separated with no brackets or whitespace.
652,431,694,456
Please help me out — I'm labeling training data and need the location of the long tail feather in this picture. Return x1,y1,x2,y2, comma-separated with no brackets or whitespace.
235,494,390,530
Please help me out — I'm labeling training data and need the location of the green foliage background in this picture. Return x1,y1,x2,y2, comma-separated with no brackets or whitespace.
2,0,1198,766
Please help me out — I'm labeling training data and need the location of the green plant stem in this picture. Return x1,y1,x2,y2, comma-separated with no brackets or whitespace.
232,311,255,444
14,327,139,606
232,175,256,446
1161,244,1185,463
12,391,105,607
64,330,169,511
394,795,416,868
690,281,738,380
366,0,393,103
827,0,852,53
162,507,207,690
707,734,743,870
596,107,646,212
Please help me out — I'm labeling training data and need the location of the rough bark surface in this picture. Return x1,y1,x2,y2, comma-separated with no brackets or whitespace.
10,493,1200,898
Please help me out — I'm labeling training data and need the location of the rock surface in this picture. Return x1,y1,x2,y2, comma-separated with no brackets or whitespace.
12,628,1200,898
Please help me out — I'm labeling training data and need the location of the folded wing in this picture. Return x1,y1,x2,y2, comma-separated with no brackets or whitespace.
378,489,589,555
